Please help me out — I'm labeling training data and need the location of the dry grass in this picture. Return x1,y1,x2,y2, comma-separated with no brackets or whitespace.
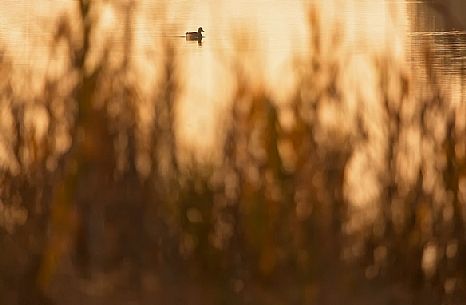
0,1,465,305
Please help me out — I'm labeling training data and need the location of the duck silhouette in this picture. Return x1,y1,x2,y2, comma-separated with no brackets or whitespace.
186,27,204,41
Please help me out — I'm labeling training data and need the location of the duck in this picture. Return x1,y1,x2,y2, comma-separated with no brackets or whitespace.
186,27,204,41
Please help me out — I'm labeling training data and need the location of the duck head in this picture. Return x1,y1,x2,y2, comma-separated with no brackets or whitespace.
198,27,204,34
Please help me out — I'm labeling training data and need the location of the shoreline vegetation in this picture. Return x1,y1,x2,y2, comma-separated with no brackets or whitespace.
1,1,465,305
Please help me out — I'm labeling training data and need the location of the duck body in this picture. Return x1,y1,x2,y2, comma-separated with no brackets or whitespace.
186,27,204,41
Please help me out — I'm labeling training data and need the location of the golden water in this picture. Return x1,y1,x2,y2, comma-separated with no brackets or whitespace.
0,0,464,149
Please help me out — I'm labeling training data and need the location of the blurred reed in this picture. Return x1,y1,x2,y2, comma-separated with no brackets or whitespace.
0,1,465,305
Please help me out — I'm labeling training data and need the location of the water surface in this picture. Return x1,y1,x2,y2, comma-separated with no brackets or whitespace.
0,0,465,147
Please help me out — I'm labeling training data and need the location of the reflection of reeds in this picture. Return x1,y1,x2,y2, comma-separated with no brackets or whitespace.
0,2,465,305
